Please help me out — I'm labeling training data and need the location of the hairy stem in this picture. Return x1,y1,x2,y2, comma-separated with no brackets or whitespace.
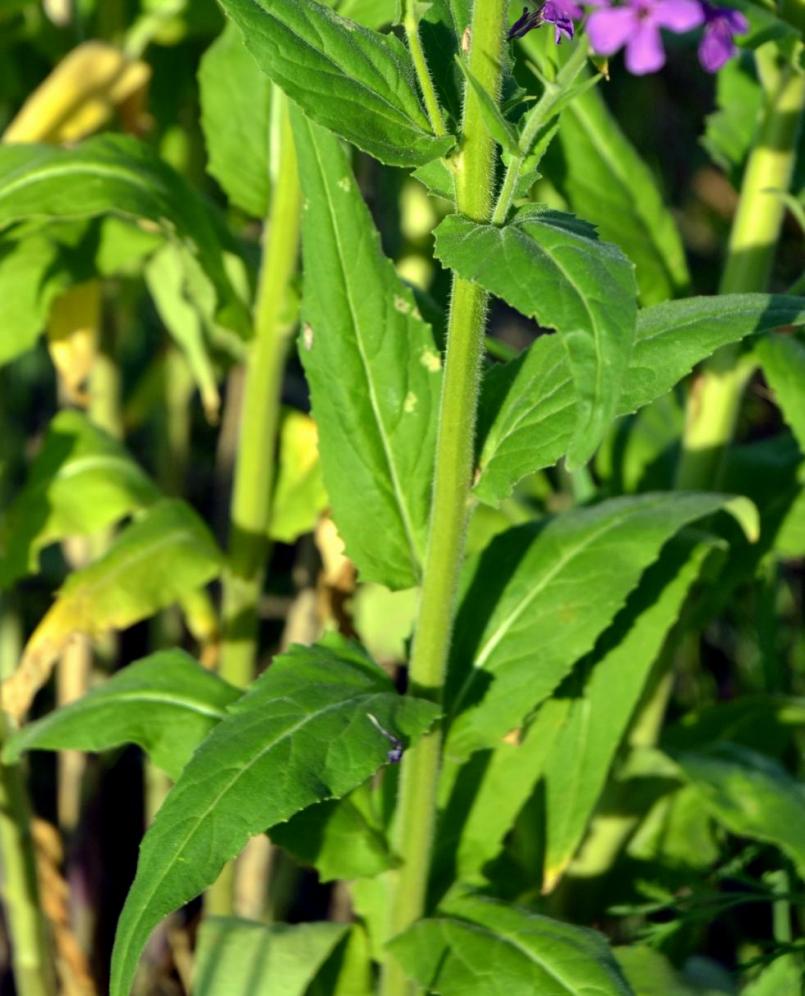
209,89,301,916
676,52,805,490
381,2,508,993
404,0,448,137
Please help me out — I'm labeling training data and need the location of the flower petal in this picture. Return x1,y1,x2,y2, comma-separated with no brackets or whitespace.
652,0,705,31
587,7,636,55
625,20,666,73
698,22,735,71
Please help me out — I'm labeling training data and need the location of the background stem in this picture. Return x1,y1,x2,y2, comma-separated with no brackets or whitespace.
381,2,508,993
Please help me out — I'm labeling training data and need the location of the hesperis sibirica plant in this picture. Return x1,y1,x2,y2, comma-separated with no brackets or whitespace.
0,0,802,994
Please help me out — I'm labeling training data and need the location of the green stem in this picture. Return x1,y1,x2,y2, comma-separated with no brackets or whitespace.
381,3,508,993
675,54,805,490
220,90,302,692
209,90,301,918
404,0,448,137
492,38,589,224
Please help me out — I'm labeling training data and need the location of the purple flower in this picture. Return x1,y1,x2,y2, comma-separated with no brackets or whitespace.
587,0,705,74
508,0,582,43
698,3,748,72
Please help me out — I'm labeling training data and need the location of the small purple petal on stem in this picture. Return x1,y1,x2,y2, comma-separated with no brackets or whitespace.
543,0,576,41
652,0,705,31
698,4,749,72
625,20,666,73
587,6,636,55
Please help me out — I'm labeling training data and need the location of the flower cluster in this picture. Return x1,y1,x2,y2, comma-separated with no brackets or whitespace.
508,0,749,75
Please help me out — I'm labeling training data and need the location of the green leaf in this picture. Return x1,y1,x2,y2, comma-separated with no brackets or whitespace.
199,21,272,218
194,917,347,996
756,333,805,454
109,634,439,996
475,294,805,505
0,134,250,335
674,742,805,876
388,893,632,995
292,111,441,589
269,410,328,544
216,0,453,166
522,35,689,305
270,790,397,881
454,54,519,155
614,946,698,996
0,409,159,589
434,206,637,469
3,650,239,780
446,493,753,759
541,535,722,891
335,0,400,29
743,954,805,996
701,57,762,182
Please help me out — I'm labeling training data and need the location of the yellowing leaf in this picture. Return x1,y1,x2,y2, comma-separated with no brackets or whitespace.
3,41,151,145
269,410,328,544
47,282,101,405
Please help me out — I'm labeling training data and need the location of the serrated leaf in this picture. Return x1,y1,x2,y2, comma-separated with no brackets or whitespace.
673,742,805,876
199,21,271,218
109,635,439,996
0,409,159,589
446,493,752,759
269,409,328,544
701,57,762,181
3,650,239,779
475,294,805,505
756,333,805,454
217,0,453,167
0,498,223,721
541,535,722,892
521,33,689,305
194,918,347,996
388,893,632,995
0,134,250,336
434,206,637,468
292,111,441,589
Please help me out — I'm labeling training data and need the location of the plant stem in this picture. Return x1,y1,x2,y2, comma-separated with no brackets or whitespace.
404,0,448,138
381,2,508,993
675,54,805,490
492,38,590,224
208,89,301,917
220,90,301,692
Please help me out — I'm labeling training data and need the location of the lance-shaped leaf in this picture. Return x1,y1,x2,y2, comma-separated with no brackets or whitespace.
199,21,272,219
434,207,637,469
445,493,755,759
217,0,453,167
388,893,631,995
3,650,239,780
0,134,249,335
292,111,441,589
521,33,689,305
540,535,723,892
0,409,159,589
110,635,439,996
475,294,805,505
673,742,805,876
756,333,805,454
0,499,223,721
194,918,347,996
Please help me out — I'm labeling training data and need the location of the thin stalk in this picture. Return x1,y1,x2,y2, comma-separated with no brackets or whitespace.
675,53,805,490
381,2,508,993
492,38,590,224
404,0,448,137
220,90,302,691
208,89,301,917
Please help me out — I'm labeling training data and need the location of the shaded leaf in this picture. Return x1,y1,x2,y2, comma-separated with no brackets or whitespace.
194,917,347,996
755,333,805,453
0,134,249,335
389,893,632,995
674,742,805,876
292,111,441,588
434,206,637,468
475,294,805,505
3,650,239,780
1,498,222,720
110,634,439,996
614,946,697,996
701,57,762,182
0,409,159,589
217,0,453,166
446,493,754,759
199,21,272,218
